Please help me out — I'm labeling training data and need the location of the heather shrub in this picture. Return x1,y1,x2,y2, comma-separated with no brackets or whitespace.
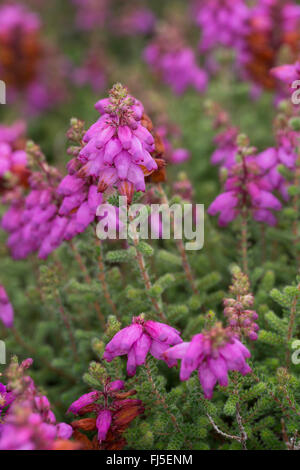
0,0,299,451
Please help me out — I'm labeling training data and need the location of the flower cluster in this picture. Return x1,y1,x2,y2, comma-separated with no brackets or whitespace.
224,271,259,341
0,358,74,450
103,315,183,376
143,25,207,95
68,379,144,449
76,83,159,203
256,130,298,201
193,0,249,53
103,316,252,400
211,127,239,170
0,285,14,328
208,137,282,226
0,121,28,202
1,159,63,260
164,323,251,399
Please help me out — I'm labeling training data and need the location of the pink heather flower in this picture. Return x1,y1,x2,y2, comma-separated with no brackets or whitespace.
0,4,40,34
0,144,27,177
103,316,183,376
56,422,73,440
57,175,103,240
164,323,251,399
96,409,112,442
211,127,239,169
107,380,125,392
0,285,14,328
73,83,158,202
68,391,101,415
0,383,15,415
0,360,73,450
68,379,143,446
0,121,26,146
208,155,282,226
271,61,300,87
193,0,249,53
0,121,28,203
68,379,124,416
143,26,207,95
2,151,103,259
1,185,61,260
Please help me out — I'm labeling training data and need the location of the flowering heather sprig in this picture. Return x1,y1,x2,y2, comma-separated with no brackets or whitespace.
68,378,144,449
0,358,74,450
1,132,105,260
1,142,62,260
0,285,14,328
204,100,239,170
103,315,183,376
211,127,239,170
193,0,249,53
208,135,282,226
164,322,251,399
224,270,259,341
143,25,207,95
0,382,15,418
256,132,298,201
74,83,160,203
0,122,29,202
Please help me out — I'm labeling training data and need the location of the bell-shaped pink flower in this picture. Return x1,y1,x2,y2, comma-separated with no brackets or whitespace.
103,316,183,376
164,323,251,399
